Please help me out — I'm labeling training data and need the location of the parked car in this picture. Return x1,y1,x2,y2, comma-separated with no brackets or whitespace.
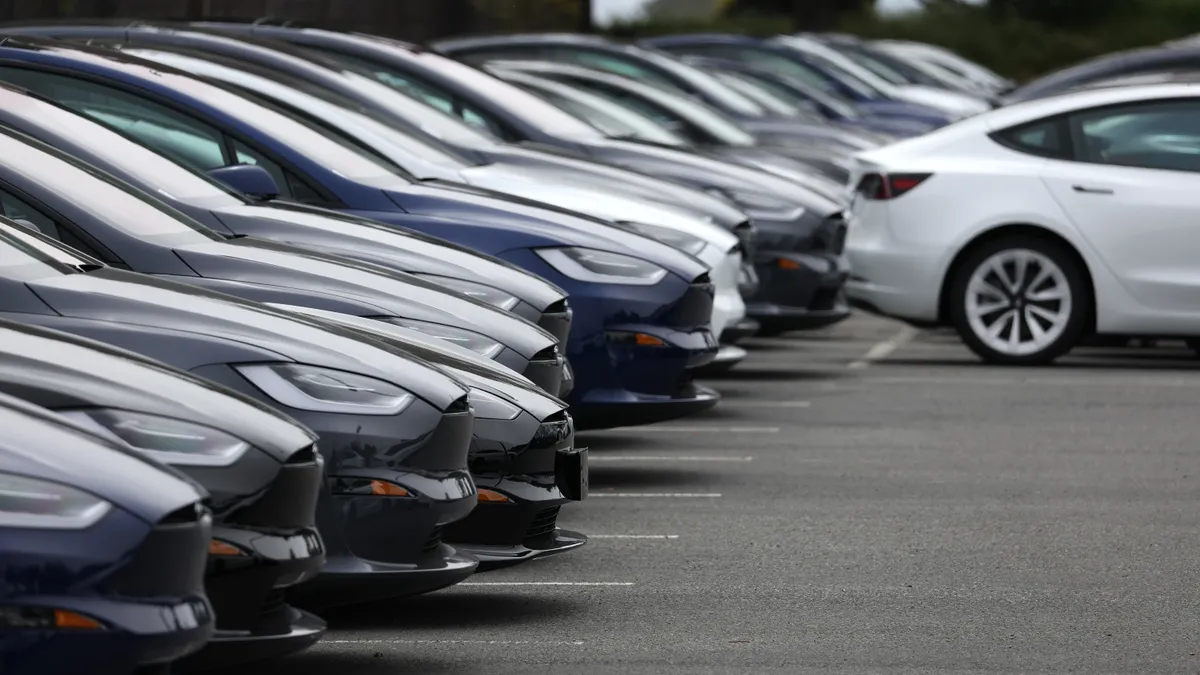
644,35,956,128
0,219,480,605
0,39,722,427
0,319,325,669
107,45,751,362
0,391,213,675
1001,44,1200,104
813,33,993,99
482,58,855,190
845,82,1200,363
872,39,1014,97
279,305,588,570
432,32,892,152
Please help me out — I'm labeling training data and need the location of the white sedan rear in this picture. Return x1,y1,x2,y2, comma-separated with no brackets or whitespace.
845,83,1200,363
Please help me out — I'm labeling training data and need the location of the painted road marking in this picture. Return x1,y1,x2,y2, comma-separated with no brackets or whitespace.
848,325,919,369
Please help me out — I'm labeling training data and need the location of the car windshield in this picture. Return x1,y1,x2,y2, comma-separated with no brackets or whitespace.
638,49,766,116
510,74,688,146
329,48,607,140
0,52,410,189
729,68,861,120
0,86,245,210
712,70,804,117
0,220,83,277
0,129,223,244
128,49,475,173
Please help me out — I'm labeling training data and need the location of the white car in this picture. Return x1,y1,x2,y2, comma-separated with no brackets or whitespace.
774,36,991,118
845,83,1200,364
873,40,1013,96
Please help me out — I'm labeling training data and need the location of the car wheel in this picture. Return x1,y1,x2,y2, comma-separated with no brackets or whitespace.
949,236,1089,365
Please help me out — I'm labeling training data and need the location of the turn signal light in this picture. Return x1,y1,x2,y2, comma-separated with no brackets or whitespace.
477,489,513,503
777,258,803,270
54,609,105,630
370,480,410,497
606,331,667,347
208,539,246,557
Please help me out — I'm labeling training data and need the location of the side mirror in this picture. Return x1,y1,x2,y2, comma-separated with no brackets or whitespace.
207,164,281,201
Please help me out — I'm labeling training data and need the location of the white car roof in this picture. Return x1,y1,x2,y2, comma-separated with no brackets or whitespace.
989,82,1200,127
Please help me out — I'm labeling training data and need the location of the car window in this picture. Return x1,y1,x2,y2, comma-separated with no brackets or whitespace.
0,224,88,277
992,118,1068,159
515,78,687,146
554,49,685,93
1069,100,1200,172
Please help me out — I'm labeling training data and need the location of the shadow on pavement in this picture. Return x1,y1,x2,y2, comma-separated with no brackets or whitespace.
226,650,454,675
319,592,581,631
587,465,723,489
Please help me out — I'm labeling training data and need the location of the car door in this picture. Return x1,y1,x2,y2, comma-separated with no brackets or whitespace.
1038,98,1200,315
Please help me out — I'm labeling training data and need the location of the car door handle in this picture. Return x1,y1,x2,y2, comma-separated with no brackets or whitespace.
1072,185,1114,195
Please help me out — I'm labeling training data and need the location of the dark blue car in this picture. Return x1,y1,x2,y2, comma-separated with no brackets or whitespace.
0,393,213,675
0,39,719,429
642,35,954,129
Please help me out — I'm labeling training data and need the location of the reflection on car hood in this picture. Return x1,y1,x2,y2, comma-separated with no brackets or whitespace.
459,164,738,250
27,268,469,409
0,319,315,460
274,305,566,421
212,201,567,309
175,237,557,358
0,392,205,522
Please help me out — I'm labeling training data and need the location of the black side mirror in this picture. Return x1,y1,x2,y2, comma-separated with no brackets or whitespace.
207,164,281,201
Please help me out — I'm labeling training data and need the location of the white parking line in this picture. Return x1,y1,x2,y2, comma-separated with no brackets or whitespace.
589,492,723,498
459,581,634,586
590,534,680,539
720,400,810,408
589,455,753,462
848,325,919,369
597,426,779,434
326,639,586,646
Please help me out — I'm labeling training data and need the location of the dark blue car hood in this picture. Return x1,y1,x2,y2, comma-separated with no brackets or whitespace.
0,392,206,523
384,181,710,280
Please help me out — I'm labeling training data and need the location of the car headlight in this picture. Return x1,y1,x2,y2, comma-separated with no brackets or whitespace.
469,388,521,420
535,247,668,286
413,275,520,311
705,188,806,221
374,318,505,359
0,472,112,529
237,364,415,415
614,221,708,256
57,410,250,467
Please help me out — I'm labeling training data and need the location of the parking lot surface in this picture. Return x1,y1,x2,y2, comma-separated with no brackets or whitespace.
240,313,1200,675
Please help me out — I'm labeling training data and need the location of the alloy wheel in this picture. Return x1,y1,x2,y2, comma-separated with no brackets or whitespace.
964,248,1072,357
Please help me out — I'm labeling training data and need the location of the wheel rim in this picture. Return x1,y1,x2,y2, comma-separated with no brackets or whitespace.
964,248,1072,356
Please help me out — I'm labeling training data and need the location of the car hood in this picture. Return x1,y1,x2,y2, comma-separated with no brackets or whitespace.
174,237,556,359
0,393,205,523
856,100,951,126
702,146,851,203
740,118,884,151
483,146,750,228
587,138,841,214
274,305,566,421
385,182,709,280
212,201,567,310
26,268,470,410
894,85,990,117
0,320,315,461
458,163,738,250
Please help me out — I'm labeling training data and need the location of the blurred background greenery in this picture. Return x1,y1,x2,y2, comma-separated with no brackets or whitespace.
605,0,1200,81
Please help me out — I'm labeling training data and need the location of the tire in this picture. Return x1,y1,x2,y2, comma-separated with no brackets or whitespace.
948,235,1090,365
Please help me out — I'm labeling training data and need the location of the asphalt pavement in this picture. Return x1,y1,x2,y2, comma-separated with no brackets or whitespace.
239,312,1200,675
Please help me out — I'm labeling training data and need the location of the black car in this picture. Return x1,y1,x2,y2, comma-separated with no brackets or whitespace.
0,118,567,397
0,392,213,675
0,220,480,606
1002,44,1200,103
0,318,326,669
280,305,588,571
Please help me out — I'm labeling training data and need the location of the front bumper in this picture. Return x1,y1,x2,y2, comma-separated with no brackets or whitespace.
291,545,479,609
747,251,851,334
444,414,588,571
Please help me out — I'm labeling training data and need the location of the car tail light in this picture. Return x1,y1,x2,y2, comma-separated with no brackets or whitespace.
856,173,932,200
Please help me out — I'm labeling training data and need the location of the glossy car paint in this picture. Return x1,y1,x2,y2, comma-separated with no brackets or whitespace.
0,38,721,428
1001,44,1200,104
644,35,957,128
0,393,212,675
115,46,748,347
0,319,326,668
278,306,590,570
431,32,890,152
0,222,481,606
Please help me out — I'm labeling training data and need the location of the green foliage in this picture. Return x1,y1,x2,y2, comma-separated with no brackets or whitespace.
604,0,1200,82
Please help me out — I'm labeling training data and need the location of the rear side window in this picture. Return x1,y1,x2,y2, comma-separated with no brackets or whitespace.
991,118,1070,159
1067,99,1200,173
